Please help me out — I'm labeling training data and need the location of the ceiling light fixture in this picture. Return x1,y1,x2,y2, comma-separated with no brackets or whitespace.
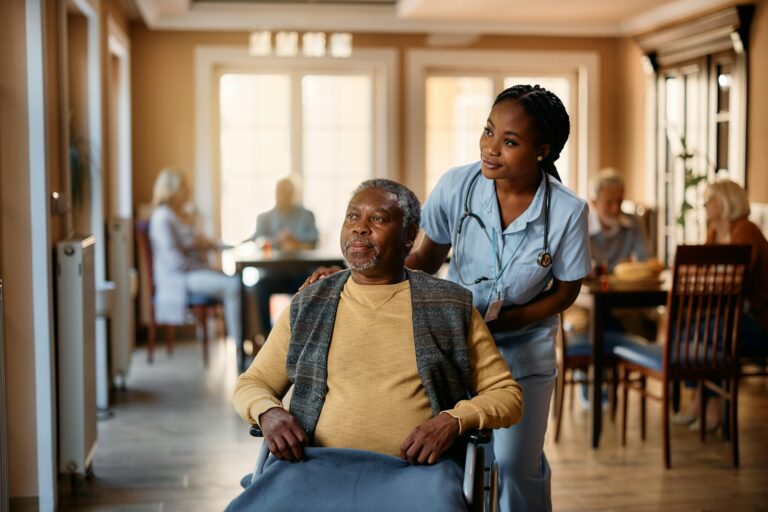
249,30,352,58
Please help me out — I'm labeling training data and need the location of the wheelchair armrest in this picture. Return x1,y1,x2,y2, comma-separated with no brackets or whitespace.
467,429,492,445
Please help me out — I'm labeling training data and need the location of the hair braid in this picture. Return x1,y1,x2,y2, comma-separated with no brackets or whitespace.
492,84,570,183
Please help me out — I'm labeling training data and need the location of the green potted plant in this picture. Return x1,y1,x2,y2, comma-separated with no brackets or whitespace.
674,135,709,242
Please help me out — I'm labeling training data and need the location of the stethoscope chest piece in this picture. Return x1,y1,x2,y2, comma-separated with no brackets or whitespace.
537,251,552,268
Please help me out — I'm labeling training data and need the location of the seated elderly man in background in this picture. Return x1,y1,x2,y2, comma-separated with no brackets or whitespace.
588,169,649,272
567,169,654,407
249,176,319,334
227,179,523,512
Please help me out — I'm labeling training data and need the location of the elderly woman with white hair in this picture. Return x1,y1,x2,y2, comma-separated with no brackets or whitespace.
675,178,768,429
149,169,242,351
704,179,768,346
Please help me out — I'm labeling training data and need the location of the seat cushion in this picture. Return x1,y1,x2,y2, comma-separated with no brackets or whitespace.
612,338,663,371
565,331,637,357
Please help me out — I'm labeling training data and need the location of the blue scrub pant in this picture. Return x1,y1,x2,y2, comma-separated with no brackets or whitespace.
487,370,556,512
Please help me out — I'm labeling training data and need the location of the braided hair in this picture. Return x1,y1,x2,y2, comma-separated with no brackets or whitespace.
492,84,570,183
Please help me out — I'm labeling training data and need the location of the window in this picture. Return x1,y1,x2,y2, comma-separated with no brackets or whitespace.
193,47,396,259
639,6,752,263
408,50,599,200
218,72,374,251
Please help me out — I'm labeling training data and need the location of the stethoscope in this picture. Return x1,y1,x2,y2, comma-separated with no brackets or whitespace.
453,169,552,287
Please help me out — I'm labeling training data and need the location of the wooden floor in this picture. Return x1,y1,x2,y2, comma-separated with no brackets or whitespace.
58,337,768,511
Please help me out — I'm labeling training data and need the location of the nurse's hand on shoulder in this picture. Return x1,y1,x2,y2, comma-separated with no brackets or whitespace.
299,266,343,291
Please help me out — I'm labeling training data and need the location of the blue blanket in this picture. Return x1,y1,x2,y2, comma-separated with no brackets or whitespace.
226,447,468,512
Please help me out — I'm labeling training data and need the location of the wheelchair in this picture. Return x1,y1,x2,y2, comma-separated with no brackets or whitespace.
248,425,499,512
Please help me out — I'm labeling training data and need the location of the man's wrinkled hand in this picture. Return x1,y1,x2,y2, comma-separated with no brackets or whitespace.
299,266,343,291
259,408,308,462
400,413,460,465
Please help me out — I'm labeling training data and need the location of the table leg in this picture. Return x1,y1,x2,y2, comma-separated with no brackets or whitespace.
590,295,605,448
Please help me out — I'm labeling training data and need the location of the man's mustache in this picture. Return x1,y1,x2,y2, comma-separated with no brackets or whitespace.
342,237,376,251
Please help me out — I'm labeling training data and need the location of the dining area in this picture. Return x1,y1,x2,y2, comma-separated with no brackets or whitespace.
3,0,768,510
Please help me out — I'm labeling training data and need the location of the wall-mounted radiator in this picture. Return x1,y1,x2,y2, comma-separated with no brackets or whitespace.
0,279,8,512
56,237,97,474
107,217,136,385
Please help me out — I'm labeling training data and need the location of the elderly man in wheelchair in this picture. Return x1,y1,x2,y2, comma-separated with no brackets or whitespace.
227,179,523,512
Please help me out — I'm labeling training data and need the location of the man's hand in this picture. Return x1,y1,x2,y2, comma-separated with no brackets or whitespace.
259,408,308,462
400,413,460,465
299,266,343,291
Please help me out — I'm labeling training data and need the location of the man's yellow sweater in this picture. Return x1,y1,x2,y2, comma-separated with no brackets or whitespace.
233,278,523,457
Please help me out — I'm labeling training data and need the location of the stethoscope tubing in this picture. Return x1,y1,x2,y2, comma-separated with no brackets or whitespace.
453,169,552,287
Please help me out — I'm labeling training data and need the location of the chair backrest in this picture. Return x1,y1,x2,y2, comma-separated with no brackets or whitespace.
664,244,752,375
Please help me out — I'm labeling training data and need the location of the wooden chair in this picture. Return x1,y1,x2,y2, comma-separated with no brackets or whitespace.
613,244,751,468
553,315,621,442
134,219,221,367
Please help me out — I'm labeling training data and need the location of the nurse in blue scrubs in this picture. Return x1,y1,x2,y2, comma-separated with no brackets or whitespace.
407,85,591,512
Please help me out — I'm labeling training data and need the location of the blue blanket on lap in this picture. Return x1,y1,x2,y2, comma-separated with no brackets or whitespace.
226,447,468,512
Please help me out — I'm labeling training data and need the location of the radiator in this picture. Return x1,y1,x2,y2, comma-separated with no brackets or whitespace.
56,237,97,474
0,279,8,512
107,217,136,384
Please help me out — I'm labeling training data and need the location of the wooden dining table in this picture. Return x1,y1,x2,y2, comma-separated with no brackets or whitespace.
575,275,668,448
233,247,346,372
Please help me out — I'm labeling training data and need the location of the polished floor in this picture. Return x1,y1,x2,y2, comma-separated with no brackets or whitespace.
58,337,768,511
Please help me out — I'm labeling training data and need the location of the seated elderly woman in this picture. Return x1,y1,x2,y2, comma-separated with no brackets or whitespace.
149,169,241,350
227,179,523,512
675,178,768,429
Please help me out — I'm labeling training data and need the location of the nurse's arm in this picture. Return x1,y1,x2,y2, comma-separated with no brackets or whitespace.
405,233,451,274
487,278,582,333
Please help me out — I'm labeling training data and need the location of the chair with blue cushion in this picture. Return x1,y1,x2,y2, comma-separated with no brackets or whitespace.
612,244,751,468
554,317,648,442
135,220,222,367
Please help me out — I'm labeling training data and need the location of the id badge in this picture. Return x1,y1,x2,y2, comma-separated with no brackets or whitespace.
484,299,503,322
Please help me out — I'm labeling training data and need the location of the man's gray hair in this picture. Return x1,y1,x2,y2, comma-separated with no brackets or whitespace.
351,179,421,228
590,168,625,200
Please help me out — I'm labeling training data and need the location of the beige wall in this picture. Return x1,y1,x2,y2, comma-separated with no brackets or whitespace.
748,0,768,203
129,25,629,208
0,0,38,498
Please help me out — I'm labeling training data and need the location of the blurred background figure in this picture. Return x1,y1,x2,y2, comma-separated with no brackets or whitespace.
149,169,242,347
566,169,656,409
675,179,768,429
588,169,650,273
249,176,319,334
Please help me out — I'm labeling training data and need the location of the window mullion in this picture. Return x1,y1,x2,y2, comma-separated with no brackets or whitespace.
292,70,303,181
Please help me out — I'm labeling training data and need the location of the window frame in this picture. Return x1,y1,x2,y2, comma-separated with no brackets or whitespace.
406,49,600,199
194,46,398,239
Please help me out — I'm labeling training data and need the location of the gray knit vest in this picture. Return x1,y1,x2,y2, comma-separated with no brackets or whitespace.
286,268,474,441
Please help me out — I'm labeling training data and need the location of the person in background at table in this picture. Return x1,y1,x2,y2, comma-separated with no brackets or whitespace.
149,168,242,350
249,176,319,333
675,178,768,429
566,169,654,408
588,169,649,273
303,84,591,512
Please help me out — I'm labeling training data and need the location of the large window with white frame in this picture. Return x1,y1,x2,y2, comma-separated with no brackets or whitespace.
218,71,374,251
424,74,573,195
407,49,599,200
640,6,751,264
193,47,396,256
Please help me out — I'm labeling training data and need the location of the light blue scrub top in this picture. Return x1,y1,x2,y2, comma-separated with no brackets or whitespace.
421,161,592,378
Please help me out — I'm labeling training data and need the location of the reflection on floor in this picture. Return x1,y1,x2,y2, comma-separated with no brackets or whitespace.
58,338,768,511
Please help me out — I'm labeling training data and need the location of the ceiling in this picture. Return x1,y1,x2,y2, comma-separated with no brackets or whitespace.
133,0,737,36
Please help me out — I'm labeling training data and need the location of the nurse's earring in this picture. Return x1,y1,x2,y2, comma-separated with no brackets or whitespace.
537,155,543,162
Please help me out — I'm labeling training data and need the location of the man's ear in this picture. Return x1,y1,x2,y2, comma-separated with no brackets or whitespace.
405,224,419,247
